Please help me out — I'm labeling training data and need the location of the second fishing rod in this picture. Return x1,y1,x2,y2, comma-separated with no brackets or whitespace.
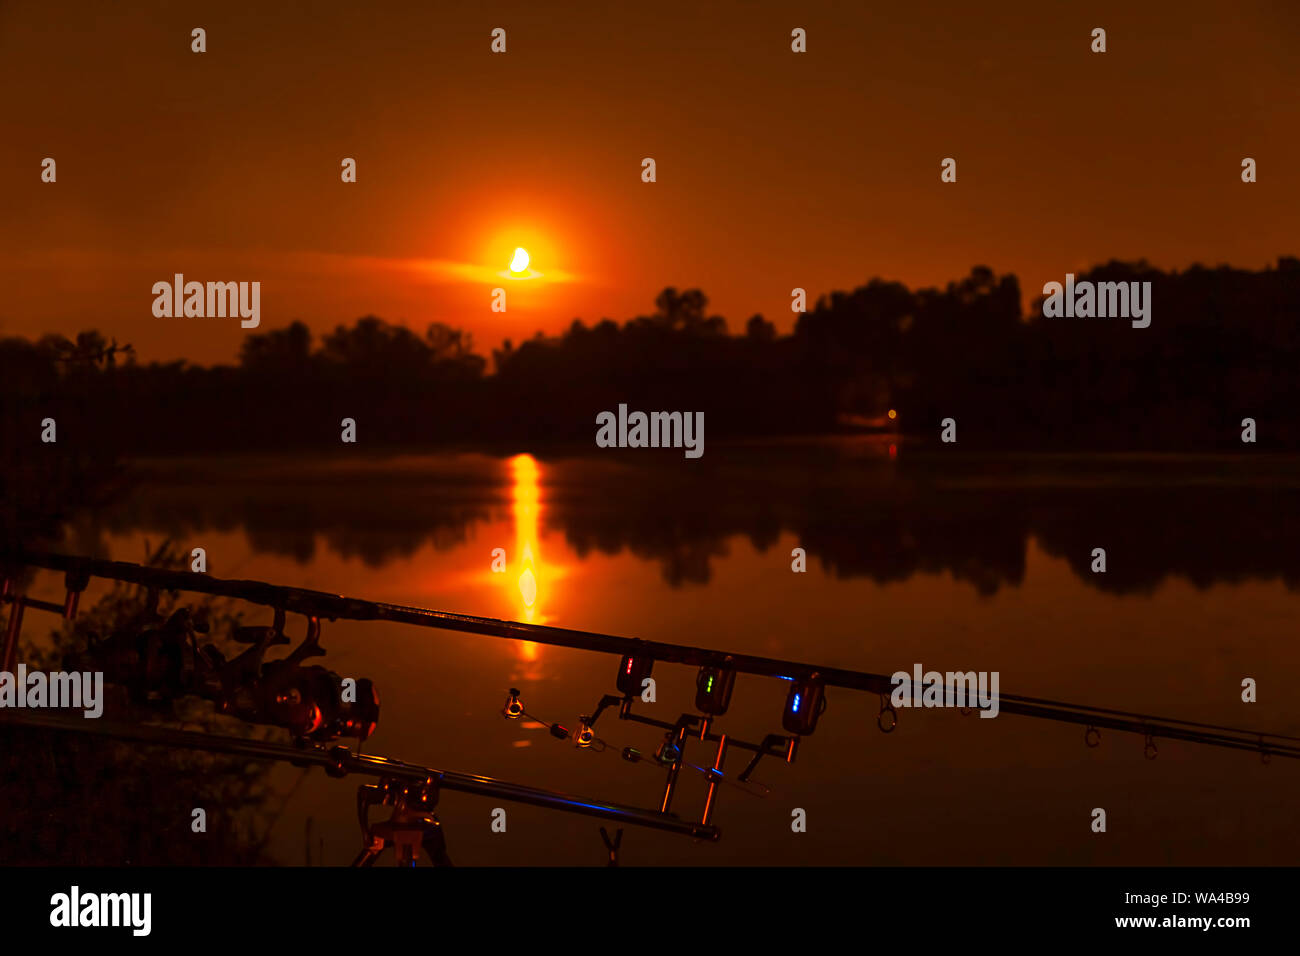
10,550,1300,761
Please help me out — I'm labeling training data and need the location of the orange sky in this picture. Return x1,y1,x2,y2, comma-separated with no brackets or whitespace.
1,0,1297,363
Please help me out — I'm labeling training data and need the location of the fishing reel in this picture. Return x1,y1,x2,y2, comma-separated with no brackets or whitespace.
206,613,379,742
254,615,378,742
84,604,379,743
258,665,379,742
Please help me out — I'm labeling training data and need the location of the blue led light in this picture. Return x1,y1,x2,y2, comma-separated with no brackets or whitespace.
792,693,802,713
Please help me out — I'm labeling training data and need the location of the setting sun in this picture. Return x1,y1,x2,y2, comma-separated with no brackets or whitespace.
495,240,549,281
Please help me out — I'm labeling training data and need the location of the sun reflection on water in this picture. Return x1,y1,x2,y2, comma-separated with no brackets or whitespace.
509,454,547,671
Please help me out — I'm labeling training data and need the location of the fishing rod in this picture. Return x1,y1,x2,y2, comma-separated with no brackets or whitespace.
0,710,719,853
1,551,728,863
7,550,1298,763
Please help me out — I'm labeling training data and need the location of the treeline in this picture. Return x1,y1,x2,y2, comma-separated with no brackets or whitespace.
3,258,1299,455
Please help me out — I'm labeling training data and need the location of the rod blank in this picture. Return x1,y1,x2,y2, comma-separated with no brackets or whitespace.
0,710,719,840
8,550,1299,760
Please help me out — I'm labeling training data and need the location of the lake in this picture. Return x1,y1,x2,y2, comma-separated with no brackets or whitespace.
30,440,1300,865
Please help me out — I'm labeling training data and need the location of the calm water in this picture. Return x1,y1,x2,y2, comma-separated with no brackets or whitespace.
34,441,1300,864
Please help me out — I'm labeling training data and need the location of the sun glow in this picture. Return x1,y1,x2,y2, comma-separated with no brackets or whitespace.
509,247,530,274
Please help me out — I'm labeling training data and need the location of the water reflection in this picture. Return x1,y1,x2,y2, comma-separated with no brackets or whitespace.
510,454,543,623
509,454,544,677
57,446,1300,596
